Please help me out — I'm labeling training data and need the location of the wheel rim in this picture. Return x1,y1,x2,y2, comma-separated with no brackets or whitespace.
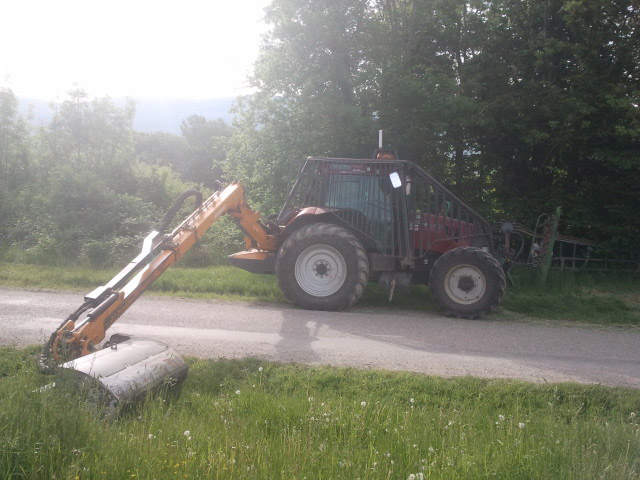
295,244,347,297
444,264,486,305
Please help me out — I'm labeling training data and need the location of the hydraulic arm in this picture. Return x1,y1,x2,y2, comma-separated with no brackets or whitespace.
41,183,276,366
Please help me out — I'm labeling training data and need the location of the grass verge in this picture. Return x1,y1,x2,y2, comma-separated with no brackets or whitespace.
1,346,639,479
0,262,638,324
502,267,640,324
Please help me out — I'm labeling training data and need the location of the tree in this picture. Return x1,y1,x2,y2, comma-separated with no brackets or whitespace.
466,0,640,252
233,0,640,256
0,87,31,188
135,131,188,169
45,89,136,173
226,0,378,212
178,115,232,186
0,87,33,254
6,91,167,265
371,0,492,197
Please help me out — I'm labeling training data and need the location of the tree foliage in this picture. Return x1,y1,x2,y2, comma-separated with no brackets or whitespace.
1,0,638,265
229,0,640,256
0,89,203,266
179,115,232,186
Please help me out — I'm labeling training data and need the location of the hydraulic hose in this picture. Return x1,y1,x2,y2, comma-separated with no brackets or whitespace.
156,189,203,234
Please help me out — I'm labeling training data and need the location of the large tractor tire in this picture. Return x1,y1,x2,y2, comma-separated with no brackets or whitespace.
276,223,369,311
428,247,506,318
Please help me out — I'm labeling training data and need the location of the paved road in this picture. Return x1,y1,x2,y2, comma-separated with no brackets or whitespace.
1,287,639,388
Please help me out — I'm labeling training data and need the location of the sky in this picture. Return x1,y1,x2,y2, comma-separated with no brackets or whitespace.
0,0,271,100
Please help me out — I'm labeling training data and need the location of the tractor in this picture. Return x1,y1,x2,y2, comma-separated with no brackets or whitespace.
230,149,506,318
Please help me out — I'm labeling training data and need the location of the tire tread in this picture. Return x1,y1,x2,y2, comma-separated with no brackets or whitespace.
429,247,506,319
276,223,369,311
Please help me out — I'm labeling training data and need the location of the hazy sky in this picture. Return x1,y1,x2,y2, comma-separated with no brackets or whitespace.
0,0,270,100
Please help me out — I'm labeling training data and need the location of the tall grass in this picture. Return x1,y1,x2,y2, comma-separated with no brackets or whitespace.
503,267,640,324
150,266,285,302
1,347,639,479
0,263,115,290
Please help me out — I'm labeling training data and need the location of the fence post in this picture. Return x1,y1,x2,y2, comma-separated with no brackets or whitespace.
540,206,562,284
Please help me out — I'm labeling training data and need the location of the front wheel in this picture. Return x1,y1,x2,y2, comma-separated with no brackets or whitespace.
429,247,506,318
276,223,369,311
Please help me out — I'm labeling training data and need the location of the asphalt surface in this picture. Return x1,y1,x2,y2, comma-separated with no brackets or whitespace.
1,287,639,388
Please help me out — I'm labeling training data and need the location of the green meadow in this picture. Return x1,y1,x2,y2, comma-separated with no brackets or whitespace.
1,348,639,480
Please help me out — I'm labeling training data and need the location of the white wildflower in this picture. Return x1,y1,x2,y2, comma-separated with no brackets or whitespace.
258,366,263,372
631,412,636,419
498,414,505,421
148,434,156,440
428,446,435,454
518,422,525,429
183,430,191,439
236,390,241,395
410,398,415,404
361,401,367,407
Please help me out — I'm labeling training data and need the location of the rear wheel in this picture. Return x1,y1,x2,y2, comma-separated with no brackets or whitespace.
429,247,505,318
276,223,369,311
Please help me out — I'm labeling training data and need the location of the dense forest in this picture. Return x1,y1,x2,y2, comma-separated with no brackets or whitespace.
1,0,639,267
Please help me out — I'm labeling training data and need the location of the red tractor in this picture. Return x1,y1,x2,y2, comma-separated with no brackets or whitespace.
230,150,506,318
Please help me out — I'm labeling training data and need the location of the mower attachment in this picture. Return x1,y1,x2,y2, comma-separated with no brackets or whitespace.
59,336,188,416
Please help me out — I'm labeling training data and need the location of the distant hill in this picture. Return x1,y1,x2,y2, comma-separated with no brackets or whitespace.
17,96,236,134
133,98,235,133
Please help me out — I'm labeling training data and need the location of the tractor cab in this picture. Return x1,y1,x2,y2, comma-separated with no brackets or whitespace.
277,155,494,272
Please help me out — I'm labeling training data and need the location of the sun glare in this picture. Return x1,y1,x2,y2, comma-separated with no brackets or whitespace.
0,0,270,100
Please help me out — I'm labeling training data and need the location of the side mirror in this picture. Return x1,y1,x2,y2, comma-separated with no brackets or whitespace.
389,172,402,189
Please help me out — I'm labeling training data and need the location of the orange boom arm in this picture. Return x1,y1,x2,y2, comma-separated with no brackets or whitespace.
43,184,276,363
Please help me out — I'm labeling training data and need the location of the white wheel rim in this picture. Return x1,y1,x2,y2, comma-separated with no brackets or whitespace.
295,244,347,297
444,264,486,305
